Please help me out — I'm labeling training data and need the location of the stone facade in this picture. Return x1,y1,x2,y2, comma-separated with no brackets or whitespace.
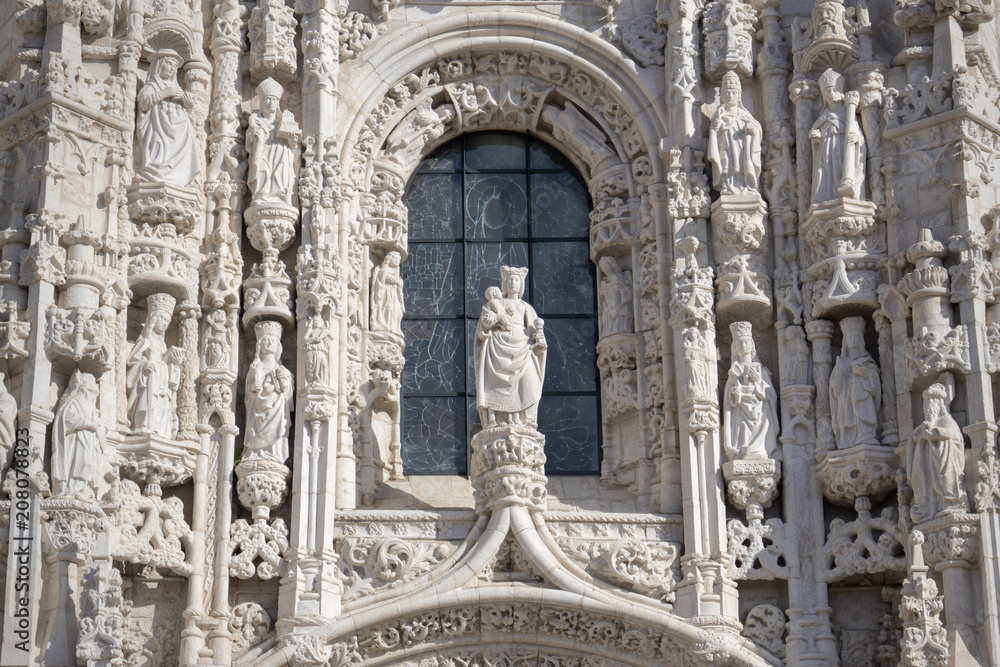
0,0,998,664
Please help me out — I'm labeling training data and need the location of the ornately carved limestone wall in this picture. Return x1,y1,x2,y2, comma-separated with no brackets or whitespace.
0,0,998,665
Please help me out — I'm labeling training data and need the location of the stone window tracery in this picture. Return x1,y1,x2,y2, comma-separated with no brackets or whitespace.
401,132,601,475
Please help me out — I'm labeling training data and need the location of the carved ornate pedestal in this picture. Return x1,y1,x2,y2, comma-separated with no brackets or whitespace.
711,194,771,325
723,459,781,511
918,512,981,571
816,444,898,506
127,182,202,235
236,458,292,521
246,203,299,256
471,424,547,515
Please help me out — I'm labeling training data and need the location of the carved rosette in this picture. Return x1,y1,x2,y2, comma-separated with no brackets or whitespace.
470,424,547,514
711,194,771,324
236,457,291,520
722,459,781,511
816,444,899,506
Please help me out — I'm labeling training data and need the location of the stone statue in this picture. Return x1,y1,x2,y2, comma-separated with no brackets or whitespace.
810,68,866,204
829,316,881,449
0,371,16,468
474,266,547,428
247,78,300,207
204,309,230,369
370,251,404,335
303,313,333,386
244,321,293,463
135,49,200,187
52,370,105,498
907,373,969,524
723,321,779,461
597,256,633,337
127,293,184,439
780,326,810,386
707,71,762,195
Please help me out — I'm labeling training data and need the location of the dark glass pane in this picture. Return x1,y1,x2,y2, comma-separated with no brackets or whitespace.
465,133,526,171
402,397,467,474
405,173,462,240
402,320,465,394
530,172,590,239
540,318,598,393
529,139,576,171
402,243,464,317
467,395,483,442
465,174,528,240
465,242,529,315
531,241,594,316
539,395,601,474
417,144,462,173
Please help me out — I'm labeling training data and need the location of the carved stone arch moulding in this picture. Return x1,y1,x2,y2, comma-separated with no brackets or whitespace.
338,12,668,216
266,588,774,667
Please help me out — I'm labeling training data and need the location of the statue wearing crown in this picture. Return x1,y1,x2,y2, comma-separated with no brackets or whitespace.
135,49,200,187
722,321,779,462
247,78,301,208
474,266,547,428
244,321,294,463
127,293,184,439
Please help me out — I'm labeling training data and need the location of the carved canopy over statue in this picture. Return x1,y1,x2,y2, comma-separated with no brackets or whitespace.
52,370,105,498
723,321,779,461
707,71,762,196
474,266,547,428
135,49,200,187
244,321,294,463
0,371,15,468
810,68,866,204
829,316,881,449
247,77,300,207
907,373,969,524
127,293,184,439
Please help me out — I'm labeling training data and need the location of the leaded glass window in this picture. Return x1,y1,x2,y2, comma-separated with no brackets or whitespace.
401,133,601,476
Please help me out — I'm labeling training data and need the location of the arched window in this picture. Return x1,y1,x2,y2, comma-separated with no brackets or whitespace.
400,132,601,476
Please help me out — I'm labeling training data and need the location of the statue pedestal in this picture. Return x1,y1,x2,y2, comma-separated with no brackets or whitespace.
816,444,898,507
245,202,299,254
236,457,291,520
722,459,781,511
710,194,771,326
471,424,547,515
917,512,980,571
127,182,202,234
120,433,199,493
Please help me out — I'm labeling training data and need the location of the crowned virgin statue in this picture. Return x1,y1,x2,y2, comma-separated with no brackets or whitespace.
474,266,547,428
723,321,779,461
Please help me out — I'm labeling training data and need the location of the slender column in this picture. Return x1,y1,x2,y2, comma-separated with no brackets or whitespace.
806,320,834,453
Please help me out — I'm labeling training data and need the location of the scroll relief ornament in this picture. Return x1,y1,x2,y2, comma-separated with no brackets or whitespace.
470,266,549,514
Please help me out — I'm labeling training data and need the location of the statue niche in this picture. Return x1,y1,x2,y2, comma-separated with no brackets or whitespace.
723,321,779,462
244,321,294,464
708,71,762,197
829,316,881,449
134,49,200,188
